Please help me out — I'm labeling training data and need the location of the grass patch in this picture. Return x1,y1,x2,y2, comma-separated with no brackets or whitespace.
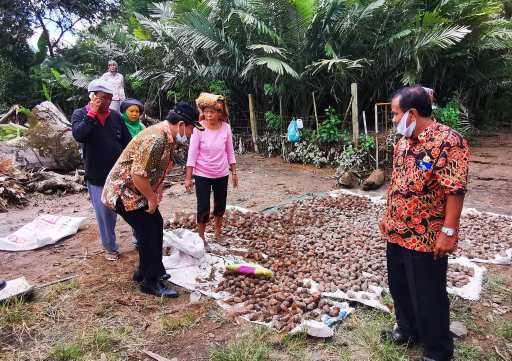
51,342,85,361
279,331,309,359
161,311,199,336
50,326,120,360
454,343,481,361
332,310,411,361
207,306,230,325
497,319,512,341
0,298,34,331
450,297,480,334
210,327,272,361
484,275,512,300
46,279,80,303
85,326,118,352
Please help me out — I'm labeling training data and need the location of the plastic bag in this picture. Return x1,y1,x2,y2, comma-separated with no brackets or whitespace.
0,214,86,251
296,118,304,129
163,228,205,259
287,118,300,143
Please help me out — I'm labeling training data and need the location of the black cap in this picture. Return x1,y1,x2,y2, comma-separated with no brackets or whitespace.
166,101,204,130
120,98,144,114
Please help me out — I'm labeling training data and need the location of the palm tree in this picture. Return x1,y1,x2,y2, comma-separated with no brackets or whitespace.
89,0,511,128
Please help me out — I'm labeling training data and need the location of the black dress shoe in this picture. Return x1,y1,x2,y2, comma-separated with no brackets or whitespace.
160,273,171,280
380,329,418,345
140,281,179,298
0,280,6,291
133,271,170,283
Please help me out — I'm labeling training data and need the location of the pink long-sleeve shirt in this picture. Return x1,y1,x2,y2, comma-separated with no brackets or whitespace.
187,122,236,178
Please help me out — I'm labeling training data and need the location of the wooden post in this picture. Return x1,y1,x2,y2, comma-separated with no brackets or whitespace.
279,95,284,133
375,104,379,169
362,111,368,136
342,96,353,129
312,92,319,135
248,94,259,153
351,83,359,146
384,103,388,133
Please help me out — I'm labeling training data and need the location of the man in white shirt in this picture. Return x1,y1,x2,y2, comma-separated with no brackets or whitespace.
101,60,126,113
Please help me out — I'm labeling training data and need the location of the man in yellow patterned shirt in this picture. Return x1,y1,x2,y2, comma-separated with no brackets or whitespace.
102,102,203,298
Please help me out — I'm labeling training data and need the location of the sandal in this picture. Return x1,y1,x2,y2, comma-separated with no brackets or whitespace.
105,250,120,261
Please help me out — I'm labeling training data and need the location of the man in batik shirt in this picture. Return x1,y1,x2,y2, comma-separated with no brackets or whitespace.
380,86,469,361
102,102,203,298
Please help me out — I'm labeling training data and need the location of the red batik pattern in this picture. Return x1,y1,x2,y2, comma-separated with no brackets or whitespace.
381,122,469,252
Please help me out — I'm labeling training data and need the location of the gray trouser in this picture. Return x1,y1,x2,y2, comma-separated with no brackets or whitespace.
87,182,118,252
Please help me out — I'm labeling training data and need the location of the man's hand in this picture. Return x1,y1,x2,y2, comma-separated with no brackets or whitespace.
184,178,193,193
90,95,102,113
232,174,238,188
433,231,458,260
146,193,158,214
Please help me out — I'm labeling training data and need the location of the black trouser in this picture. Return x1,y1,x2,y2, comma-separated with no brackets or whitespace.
194,175,229,224
387,242,453,361
115,200,166,283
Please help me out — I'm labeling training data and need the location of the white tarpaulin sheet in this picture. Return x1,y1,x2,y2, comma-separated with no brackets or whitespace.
0,277,33,303
0,214,86,251
447,256,487,301
460,208,512,265
162,229,244,299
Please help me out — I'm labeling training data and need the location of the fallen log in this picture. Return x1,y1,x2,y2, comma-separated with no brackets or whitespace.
0,105,20,124
25,101,82,172
25,169,85,194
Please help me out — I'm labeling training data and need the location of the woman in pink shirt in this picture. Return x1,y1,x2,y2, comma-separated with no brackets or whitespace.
185,93,238,243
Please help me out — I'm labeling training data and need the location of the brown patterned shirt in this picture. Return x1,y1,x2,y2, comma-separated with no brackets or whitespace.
102,122,174,211
380,121,469,252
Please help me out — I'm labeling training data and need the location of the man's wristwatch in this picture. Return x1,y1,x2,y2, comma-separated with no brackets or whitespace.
441,227,456,237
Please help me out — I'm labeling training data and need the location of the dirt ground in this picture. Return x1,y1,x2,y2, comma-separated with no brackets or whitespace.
1,131,511,361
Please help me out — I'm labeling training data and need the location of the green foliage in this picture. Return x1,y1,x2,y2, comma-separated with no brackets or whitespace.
264,111,283,131
301,128,318,142
2,0,512,128
0,124,27,141
336,144,375,174
41,82,52,102
359,134,376,151
263,83,284,96
166,89,185,102
208,80,230,97
126,74,146,99
317,107,342,144
17,107,32,118
433,98,466,135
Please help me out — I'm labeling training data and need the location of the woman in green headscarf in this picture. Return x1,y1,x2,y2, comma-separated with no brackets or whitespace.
120,98,145,139
120,98,145,249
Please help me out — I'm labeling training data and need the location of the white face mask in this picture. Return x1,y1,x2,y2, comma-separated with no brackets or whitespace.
396,110,416,138
175,123,188,144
